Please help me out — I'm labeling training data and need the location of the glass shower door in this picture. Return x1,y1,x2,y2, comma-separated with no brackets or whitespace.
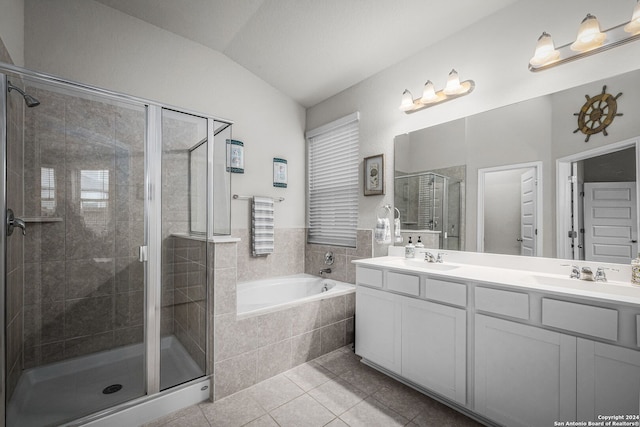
3,73,148,426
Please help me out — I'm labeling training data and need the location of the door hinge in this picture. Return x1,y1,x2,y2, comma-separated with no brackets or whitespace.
569,175,577,183
568,231,578,238
138,245,148,262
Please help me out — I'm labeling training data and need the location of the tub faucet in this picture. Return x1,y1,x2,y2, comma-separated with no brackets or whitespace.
319,268,332,276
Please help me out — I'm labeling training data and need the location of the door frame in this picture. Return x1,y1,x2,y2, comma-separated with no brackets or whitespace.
0,75,7,427
477,161,543,255
556,137,640,260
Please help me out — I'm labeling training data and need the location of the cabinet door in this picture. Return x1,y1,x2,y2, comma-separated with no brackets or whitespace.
355,286,402,373
577,338,640,421
401,296,466,404
475,315,577,427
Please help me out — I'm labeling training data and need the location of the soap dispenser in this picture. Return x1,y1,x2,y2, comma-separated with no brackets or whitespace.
415,236,424,249
405,236,415,258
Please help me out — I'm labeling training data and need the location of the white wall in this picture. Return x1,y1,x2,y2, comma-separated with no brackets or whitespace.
23,0,306,229
0,0,24,66
306,0,640,256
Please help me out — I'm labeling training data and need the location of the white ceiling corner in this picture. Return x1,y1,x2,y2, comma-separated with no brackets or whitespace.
93,0,518,107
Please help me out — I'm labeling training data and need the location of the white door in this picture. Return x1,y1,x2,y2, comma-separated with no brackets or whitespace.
583,182,638,263
577,338,640,421
520,169,537,256
401,296,466,404
475,315,577,427
355,286,402,374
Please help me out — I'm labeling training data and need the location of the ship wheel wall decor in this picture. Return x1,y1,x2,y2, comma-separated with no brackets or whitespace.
573,85,623,142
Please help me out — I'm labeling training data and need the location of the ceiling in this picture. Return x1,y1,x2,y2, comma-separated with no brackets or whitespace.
94,0,518,107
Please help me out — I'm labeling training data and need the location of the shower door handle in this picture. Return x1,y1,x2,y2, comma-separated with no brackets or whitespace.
6,209,26,236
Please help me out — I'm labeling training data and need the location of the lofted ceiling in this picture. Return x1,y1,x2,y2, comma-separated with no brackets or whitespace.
94,0,518,107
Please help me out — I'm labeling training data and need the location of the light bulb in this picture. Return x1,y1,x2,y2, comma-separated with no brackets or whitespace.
420,81,438,104
529,32,560,67
443,70,465,95
570,14,606,52
624,0,640,35
399,89,414,111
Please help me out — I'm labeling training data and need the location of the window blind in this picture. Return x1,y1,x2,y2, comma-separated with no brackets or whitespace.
307,112,359,247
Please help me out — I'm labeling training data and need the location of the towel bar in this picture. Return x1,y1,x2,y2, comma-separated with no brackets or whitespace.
233,194,284,202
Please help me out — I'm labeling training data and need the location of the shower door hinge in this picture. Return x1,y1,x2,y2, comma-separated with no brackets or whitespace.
138,245,148,262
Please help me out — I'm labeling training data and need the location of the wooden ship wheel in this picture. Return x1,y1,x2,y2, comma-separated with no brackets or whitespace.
573,85,623,142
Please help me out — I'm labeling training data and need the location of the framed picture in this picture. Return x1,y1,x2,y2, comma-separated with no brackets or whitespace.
364,154,384,196
226,139,244,173
273,157,288,188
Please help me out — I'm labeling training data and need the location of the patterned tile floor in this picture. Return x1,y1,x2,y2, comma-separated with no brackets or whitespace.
144,346,482,427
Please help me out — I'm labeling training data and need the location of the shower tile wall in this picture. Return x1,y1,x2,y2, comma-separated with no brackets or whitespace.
5,84,25,400
305,229,373,284
21,87,145,368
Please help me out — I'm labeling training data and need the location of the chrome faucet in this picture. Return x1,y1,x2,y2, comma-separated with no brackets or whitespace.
581,266,594,281
570,265,581,279
436,252,445,263
319,268,331,276
595,267,607,282
424,252,436,263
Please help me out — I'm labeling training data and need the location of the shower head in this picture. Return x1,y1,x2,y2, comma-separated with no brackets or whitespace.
7,81,40,107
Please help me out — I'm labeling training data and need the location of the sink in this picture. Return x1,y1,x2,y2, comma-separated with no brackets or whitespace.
529,274,631,289
385,258,460,271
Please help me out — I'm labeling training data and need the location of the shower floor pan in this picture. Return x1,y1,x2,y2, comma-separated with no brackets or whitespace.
7,335,204,427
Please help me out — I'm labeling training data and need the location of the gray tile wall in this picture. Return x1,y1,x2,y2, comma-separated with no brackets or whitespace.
305,229,373,284
232,228,306,283
4,54,25,400
210,228,371,401
21,88,146,369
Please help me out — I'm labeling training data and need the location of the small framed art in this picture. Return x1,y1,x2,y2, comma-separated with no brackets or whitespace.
364,154,384,196
273,157,288,188
226,139,244,173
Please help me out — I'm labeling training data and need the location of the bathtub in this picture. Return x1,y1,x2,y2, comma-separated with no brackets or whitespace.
237,273,355,316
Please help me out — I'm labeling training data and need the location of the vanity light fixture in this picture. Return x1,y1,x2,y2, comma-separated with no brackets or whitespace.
529,2,640,71
399,69,475,114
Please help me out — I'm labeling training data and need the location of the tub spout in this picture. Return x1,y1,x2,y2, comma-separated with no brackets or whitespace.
319,268,332,276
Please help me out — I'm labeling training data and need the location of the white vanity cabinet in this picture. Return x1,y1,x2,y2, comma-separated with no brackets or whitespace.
355,284,402,374
577,338,640,421
401,296,466,404
355,266,467,404
474,314,577,427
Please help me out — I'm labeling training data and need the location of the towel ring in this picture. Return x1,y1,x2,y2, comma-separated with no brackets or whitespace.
394,207,400,219
377,204,392,220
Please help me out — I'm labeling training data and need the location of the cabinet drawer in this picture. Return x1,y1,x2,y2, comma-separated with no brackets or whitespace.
387,271,420,296
425,277,466,307
476,287,529,320
542,298,618,341
356,267,383,288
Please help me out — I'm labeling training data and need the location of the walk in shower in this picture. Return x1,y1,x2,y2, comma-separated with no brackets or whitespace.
0,64,231,426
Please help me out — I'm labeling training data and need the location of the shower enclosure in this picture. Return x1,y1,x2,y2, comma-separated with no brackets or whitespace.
0,64,231,426
395,172,463,250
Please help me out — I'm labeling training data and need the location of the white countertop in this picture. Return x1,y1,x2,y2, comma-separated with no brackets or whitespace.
353,251,640,307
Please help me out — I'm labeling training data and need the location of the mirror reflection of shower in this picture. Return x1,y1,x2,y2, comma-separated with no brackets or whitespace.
7,80,40,107
394,167,465,250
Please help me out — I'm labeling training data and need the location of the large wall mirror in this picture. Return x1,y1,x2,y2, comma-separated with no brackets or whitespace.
394,68,640,265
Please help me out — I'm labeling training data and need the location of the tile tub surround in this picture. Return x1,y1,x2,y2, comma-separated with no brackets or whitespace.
210,240,356,400
145,346,482,427
305,229,373,284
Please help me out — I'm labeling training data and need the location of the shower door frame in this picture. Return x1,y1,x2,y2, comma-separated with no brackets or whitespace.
0,62,231,426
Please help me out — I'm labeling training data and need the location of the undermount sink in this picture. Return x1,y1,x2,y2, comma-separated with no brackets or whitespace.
385,258,460,271
529,274,630,289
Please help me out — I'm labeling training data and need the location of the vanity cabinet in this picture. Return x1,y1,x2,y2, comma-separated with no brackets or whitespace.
577,338,640,421
401,296,466,404
355,285,402,374
475,314,577,427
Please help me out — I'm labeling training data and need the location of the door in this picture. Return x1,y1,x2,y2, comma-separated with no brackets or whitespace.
401,296,466,404
355,286,402,373
583,182,638,263
475,315,577,427
577,338,640,421
520,169,537,256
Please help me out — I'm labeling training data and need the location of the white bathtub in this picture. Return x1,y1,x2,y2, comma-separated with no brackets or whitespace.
237,273,355,316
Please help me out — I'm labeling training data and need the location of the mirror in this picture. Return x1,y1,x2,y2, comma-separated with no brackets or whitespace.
394,68,640,264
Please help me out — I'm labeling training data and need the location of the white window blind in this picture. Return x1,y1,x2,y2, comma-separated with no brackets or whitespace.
307,112,359,247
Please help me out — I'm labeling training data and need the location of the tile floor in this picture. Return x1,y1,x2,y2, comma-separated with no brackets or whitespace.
144,346,482,427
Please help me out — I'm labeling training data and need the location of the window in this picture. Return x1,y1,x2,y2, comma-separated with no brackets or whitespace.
41,167,56,214
307,112,359,247
79,169,110,235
